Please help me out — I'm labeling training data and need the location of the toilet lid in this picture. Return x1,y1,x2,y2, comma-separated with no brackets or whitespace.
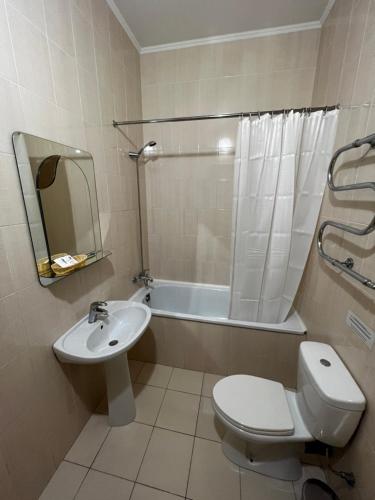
213,375,295,436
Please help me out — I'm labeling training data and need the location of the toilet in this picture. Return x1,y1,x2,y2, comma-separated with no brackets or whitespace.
213,341,366,481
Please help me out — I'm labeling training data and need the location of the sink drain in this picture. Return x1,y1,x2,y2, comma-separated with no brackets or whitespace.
109,340,118,346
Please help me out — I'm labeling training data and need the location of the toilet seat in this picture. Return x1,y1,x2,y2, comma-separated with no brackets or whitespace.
213,375,295,436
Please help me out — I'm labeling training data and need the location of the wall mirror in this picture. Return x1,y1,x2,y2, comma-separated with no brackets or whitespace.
13,132,110,287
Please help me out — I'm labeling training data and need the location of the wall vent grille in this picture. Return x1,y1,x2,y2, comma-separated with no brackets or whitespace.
346,311,374,350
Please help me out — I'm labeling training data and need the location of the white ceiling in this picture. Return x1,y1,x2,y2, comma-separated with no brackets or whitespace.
112,0,332,50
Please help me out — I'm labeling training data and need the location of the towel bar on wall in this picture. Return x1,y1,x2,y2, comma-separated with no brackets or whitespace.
317,218,375,289
318,133,375,290
328,132,375,191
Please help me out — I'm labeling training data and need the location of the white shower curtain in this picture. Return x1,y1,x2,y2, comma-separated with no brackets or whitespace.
229,110,338,323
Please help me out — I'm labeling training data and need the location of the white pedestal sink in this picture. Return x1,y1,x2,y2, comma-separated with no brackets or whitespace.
53,301,151,426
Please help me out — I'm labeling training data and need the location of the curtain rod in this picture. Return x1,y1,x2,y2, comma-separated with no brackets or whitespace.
113,105,339,127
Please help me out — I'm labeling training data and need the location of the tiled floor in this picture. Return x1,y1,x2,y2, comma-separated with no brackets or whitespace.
39,362,325,500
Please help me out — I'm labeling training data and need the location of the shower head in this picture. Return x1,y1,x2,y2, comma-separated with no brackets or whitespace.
129,140,157,160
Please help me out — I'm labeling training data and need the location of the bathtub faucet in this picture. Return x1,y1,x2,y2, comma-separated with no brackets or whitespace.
133,270,154,289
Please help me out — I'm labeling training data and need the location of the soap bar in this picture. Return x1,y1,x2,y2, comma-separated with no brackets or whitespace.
53,255,78,268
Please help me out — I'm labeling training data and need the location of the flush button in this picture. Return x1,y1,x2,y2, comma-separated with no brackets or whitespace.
320,358,331,367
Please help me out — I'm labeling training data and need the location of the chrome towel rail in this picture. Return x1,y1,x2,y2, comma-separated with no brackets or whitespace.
318,132,375,290
328,132,375,191
317,218,375,289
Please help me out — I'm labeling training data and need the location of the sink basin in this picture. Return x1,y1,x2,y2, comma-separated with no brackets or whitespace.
53,301,151,364
53,301,151,426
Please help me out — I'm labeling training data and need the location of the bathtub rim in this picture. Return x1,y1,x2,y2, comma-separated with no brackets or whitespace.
130,279,307,335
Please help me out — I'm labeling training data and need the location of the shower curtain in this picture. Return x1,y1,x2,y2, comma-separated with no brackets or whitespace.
229,110,338,323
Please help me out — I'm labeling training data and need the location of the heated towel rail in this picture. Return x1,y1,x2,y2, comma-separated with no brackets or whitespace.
317,133,375,290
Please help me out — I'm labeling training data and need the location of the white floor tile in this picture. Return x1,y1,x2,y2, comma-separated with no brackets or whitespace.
131,483,182,500
167,368,203,395
156,390,200,435
39,461,87,500
134,384,165,426
136,363,173,388
195,397,225,442
201,373,223,397
138,427,194,497
76,469,133,500
241,467,296,500
65,414,110,467
92,422,152,480
187,438,240,500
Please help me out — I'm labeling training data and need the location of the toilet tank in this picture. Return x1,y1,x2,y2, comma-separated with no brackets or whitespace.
296,342,366,447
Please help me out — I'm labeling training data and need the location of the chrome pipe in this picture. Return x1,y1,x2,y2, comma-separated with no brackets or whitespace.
317,218,375,289
328,132,375,192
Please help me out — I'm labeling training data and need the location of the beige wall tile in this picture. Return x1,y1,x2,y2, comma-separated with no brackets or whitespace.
299,0,375,495
45,0,75,56
141,31,319,285
0,0,16,81
8,5,53,101
0,0,144,497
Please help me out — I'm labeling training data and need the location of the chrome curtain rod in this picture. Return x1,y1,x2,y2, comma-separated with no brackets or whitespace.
113,105,339,127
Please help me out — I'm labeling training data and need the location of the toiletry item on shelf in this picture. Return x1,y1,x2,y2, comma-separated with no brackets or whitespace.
51,253,88,275
37,253,89,276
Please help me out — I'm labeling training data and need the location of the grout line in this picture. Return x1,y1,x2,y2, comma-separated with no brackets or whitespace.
183,384,203,498
184,435,196,499
90,465,136,483
131,414,159,486
62,366,224,500
64,458,91,469
87,425,112,468
64,460,90,500
132,480,187,499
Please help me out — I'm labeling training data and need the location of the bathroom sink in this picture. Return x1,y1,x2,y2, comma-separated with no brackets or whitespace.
53,301,151,364
53,301,151,427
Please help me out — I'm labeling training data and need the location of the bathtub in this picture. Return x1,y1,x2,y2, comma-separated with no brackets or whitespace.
130,279,306,335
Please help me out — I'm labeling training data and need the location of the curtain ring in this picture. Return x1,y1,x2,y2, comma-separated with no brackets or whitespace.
258,111,261,120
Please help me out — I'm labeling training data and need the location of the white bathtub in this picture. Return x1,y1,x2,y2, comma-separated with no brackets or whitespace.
130,280,306,335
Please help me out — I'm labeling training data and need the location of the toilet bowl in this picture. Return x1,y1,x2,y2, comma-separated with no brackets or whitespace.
213,341,366,481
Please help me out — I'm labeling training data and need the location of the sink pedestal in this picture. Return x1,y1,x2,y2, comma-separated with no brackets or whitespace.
105,353,136,426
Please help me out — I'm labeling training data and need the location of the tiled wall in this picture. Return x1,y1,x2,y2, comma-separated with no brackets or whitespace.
130,317,303,388
0,1,143,498
297,1,375,498
140,30,320,284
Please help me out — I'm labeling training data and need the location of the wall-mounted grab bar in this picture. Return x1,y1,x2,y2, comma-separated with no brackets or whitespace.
317,218,375,289
328,132,375,191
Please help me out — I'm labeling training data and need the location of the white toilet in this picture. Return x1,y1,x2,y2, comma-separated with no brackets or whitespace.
213,341,366,481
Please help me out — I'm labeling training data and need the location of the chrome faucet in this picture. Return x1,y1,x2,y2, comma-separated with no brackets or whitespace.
88,301,108,324
133,269,154,289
